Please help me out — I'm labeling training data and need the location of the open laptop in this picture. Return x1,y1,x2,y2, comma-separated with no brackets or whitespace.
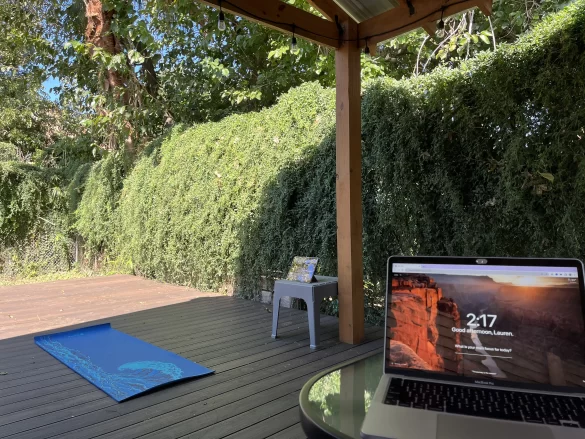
361,256,585,439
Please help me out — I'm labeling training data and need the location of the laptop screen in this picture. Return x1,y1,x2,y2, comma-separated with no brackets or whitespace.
387,261,585,389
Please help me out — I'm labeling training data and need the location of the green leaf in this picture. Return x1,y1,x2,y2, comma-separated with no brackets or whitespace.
127,50,145,65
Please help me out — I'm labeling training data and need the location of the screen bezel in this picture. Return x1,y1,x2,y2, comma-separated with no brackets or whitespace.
384,255,585,394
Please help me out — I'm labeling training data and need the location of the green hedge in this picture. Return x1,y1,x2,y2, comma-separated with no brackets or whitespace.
0,142,18,162
360,0,585,279
0,136,98,278
0,159,73,278
0,161,56,247
76,0,585,323
113,87,336,291
75,154,126,256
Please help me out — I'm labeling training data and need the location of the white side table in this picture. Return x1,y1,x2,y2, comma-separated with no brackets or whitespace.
271,275,338,348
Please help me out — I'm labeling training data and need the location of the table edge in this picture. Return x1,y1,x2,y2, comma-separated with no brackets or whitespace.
298,349,383,439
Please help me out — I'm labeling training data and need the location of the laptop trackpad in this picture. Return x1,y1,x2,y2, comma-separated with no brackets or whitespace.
436,414,554,439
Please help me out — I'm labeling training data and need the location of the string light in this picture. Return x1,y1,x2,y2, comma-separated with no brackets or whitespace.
291,25,299,54
218,0,226,31
436,8,445,38
215,0,476,47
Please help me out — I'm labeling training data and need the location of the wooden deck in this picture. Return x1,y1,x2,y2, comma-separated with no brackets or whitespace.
0,275,221,340
0,276,383,438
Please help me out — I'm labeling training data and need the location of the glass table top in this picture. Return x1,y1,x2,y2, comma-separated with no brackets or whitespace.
300,351,384,439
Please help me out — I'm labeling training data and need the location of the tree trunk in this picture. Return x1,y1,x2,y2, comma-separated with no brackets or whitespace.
84,0,127,95
84,0,135,152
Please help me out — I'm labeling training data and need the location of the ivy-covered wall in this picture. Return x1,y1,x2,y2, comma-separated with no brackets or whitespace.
110,86,337,293
5,0,585,323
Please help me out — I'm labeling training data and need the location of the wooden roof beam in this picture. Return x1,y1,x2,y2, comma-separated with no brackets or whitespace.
476,0,493,16
396,0,414,13
357,0,492,46
199,0,340,47
306,0,349,21
397,0,434,36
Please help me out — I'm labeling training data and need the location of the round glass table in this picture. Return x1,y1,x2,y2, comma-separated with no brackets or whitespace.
299,351,384,439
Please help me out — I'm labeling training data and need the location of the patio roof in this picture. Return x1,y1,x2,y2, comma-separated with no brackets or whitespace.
332,0,398,23
196,0,493,345
200,0,493,47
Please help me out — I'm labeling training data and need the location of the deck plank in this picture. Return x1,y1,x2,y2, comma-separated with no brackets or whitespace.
222,406,301,439
0,275,383,439
0,275,220,340
265,422,306,439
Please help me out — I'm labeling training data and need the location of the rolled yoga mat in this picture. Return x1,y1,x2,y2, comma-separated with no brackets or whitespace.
34,323,214,402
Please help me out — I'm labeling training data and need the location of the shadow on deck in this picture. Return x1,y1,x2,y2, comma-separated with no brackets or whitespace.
0,283,383,439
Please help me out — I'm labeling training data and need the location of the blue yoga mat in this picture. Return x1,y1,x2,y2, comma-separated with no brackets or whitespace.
34,323,214,402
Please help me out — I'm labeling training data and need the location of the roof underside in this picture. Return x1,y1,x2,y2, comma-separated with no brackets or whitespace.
333,0,399,22
197,0,493,48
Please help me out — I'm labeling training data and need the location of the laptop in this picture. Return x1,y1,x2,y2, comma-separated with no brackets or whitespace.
361,256,585,439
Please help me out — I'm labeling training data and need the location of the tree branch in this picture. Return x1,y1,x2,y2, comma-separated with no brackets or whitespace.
414,34,430,76
488,15,497,50
466,10,474,59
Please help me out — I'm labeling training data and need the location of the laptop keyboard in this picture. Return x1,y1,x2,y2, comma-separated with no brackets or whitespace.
385,378,585,428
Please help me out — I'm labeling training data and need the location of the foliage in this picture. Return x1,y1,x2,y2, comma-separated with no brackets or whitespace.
0,105,95,281
0,0,56,79
0,1,68,153
0,212,73,280
0,76,62,155
74,153,127,256
380,0,572,76
241,0,585,322
46,0,343,152
0,143,18,162
71,1,585,324
107,84,336,290
0,137,103,279
6,0,567,156
0,161,61,247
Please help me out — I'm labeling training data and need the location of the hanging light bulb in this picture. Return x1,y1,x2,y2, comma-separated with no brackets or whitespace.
291,36,299,54
218,11,226,31
436,20,445,38
364,40,371,58
436,9,445,38
218,1,226,31
290,26,299,54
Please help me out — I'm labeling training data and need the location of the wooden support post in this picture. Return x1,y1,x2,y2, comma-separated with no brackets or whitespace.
335,17,364,344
